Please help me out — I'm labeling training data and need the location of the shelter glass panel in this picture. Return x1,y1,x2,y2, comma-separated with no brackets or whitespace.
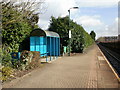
30,37,35,45
36,45,40,51
30,45,35,51
36,37,40,45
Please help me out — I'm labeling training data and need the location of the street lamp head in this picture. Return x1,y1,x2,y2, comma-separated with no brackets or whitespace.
68,7,79,12
72,7,79,9
68,9,70,12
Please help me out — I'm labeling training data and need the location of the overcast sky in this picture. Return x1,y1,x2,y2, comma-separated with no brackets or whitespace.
37,0,119,39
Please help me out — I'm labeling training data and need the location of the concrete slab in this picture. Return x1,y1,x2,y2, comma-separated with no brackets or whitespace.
98,56,105,61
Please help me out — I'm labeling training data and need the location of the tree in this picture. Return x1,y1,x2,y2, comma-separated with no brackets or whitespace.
2,0,45,26
48,16,94,53
90,31,96,41
70,24,85,53
1,1,43,52
49,16,69,46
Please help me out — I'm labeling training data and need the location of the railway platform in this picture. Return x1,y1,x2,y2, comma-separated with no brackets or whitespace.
2,44,120,88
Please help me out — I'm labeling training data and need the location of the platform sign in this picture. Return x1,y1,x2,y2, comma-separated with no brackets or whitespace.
69,30,71,38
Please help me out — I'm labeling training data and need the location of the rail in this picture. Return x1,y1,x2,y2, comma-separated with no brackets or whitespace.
98,44,120,82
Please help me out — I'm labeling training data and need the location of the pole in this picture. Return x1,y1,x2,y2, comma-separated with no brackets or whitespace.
68,7,78,56
68,9,71,56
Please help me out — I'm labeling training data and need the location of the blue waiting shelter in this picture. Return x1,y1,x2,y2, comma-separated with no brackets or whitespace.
30,28,60,61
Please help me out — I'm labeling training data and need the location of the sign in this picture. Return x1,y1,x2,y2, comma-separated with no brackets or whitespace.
69,30,71,38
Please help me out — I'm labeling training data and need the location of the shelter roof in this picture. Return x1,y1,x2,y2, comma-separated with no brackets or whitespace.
30,28,59,37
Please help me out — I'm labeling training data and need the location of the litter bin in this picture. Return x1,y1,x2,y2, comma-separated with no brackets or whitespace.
11,52,20,60
63,46,67,53
63,46,67,56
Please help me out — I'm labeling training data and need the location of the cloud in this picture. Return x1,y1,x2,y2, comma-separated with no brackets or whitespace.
118,18,120,35
37,0,118,39
74,15,103,27
74,15,105,39
107,17,118,35
96,18,118,38
75,0,119,8
38,0,77,29
38,0,119,30
74,16,118,39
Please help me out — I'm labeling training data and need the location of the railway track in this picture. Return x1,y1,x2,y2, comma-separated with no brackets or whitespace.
97,44,120,81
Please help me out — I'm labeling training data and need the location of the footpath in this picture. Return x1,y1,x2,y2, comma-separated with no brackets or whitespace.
3,44,120,88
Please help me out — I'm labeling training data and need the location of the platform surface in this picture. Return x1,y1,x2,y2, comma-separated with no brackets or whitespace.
3,45,120,88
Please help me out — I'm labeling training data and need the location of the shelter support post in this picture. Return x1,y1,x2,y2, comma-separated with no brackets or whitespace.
46,37,48,62
59,38,60,56
56,38,58,58
50,37,52,61
54,37,55,59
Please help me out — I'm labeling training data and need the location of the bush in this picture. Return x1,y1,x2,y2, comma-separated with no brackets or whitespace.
30,51,41,68
1,48,12,67
1,66,14,82
20,50,41,70
0,47,14,82
11,59,21,69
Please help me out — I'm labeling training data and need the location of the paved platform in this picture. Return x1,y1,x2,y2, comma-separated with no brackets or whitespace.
41,56,59,63
3,45,120,88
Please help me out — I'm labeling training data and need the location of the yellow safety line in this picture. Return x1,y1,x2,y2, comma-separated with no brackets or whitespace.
97,46,120,82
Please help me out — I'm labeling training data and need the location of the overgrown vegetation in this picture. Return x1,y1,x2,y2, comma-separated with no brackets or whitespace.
1,66,14,82
0,50,41,81
20,51,41,70
49,16,94,53
1,1,43,82
2,2,39,52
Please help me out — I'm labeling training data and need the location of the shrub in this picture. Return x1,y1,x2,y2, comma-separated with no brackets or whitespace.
20,50,41,70
1,48,12,67
1,66,14,82
0,47,14,82
11,59,21,69
29,51,41,69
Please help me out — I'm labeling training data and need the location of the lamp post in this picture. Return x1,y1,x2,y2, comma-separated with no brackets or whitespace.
68,7,79,56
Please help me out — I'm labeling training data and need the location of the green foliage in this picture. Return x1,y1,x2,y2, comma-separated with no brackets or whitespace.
0,47,14,82
1,66,14,82
20,51,40,70
49,16,94,53
83,31,94,48
2,2,39,53
0,47,21,70
0,1,41,82
11,59,21,69
71,24,85,53
90,31,96,41
0,48,2,64
49,16,69,46
0,48,12,67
